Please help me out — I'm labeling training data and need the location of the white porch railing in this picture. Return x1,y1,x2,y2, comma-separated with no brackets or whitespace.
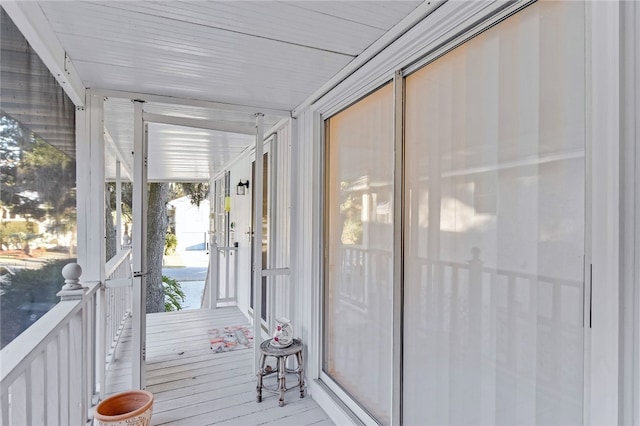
103,248,133,370
0,248,134,426
202,235,238,309
0,266,99,426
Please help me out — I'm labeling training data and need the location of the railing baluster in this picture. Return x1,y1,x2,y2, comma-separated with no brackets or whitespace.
225,251,231,300
53,335,60,425
103,248,133,387
71,313,84,425
42,348,48,425
96,284,105,402
60,323,69,425
11,375,26,425
25,366,32,426
29,355,46,425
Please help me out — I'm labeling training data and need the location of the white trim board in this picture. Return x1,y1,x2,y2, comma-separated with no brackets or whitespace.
306,0,522,119
292,0,444,117
586,1,621,424
142,112,257,136
619,2,640,422
308,380,364,426
91,88,290,118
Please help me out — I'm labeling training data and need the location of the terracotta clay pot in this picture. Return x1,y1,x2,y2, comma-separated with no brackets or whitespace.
94,390,154,426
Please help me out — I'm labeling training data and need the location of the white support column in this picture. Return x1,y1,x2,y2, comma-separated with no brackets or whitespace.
116,160,122,249
76,103,89,271
253,113,265,371
132,100,148,390
78,93,106,400
85,93,106,281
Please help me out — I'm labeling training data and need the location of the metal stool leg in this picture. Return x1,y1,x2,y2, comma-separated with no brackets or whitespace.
296,351,305,398
278,355,286,407
256,353,267,402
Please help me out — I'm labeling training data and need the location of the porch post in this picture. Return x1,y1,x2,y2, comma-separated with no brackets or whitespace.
253,113,265,371
132,100,148,390
82,93,106,281
77,92,106,400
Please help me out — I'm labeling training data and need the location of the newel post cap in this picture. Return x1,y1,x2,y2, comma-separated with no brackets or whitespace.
57,262,86,300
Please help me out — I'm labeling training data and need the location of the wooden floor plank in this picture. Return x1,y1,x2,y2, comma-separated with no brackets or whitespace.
210,398,319,426
103,307,333,425
258,406,330,425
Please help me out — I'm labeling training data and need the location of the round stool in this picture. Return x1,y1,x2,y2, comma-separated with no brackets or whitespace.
256,338,305,407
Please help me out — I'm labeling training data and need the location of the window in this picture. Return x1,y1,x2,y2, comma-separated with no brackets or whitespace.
323,83,394,424
403,1,586,423
322,1,587,424
0,8,77,348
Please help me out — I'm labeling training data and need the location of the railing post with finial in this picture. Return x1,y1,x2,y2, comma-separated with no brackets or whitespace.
57,263,86,301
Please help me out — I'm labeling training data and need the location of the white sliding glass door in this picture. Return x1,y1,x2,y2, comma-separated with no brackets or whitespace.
402,1,586,424
324,83,394,424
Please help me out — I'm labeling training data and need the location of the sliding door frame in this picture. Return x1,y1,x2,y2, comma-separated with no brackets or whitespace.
313,0,622,424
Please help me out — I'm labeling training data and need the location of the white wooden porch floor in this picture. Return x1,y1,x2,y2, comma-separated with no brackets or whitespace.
104,307,333,426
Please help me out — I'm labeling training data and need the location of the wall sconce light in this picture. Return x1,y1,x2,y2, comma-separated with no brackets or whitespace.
236,180,250,195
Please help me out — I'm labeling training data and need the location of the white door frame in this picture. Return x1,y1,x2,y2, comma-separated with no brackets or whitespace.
131,100,148,390
252,114,265,371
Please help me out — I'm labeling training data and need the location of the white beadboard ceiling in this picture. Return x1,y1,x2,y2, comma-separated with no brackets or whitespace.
35,1,422,181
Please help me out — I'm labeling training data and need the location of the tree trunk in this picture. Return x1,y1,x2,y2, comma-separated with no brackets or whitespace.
146,182,170,313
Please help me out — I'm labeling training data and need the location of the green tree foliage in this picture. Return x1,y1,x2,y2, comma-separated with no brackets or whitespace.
0,221,40,253
0,114,76,253
0,114,28,213
0,259,73,348
164,232,178,255
170,182,209,207
162,275,185,312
